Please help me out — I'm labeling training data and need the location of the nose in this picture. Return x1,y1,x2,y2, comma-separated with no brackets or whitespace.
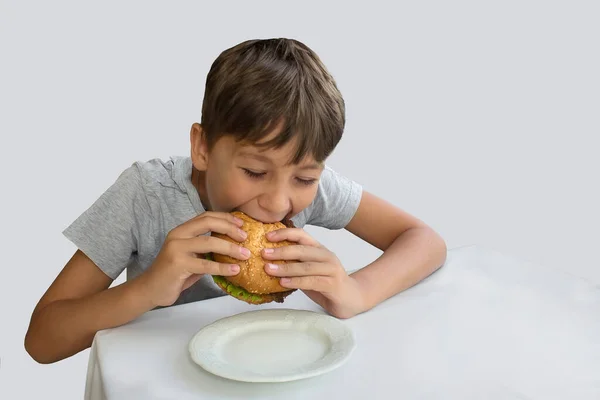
257,183,291,220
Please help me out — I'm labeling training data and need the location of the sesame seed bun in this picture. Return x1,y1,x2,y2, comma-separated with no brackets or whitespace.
209,211,297,304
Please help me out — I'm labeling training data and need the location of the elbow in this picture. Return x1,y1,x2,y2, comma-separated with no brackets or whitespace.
413,225,446,271
431,229,447,270
24,328,57,364
24,337,41,364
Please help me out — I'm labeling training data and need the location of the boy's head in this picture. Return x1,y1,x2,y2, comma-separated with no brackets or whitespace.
191,38,346,223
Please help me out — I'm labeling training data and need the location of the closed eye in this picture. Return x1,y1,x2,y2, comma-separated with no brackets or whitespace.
295,177,317,186
242,168,317,186
242,168,266,179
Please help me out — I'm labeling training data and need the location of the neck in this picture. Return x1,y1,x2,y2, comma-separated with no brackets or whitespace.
191,166,211,211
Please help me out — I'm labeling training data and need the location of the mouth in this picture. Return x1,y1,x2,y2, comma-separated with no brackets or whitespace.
231,209,293,225
280,216,295,228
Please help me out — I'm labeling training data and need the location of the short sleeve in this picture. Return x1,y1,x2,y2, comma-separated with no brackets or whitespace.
62,165,150,279
304,165,363,230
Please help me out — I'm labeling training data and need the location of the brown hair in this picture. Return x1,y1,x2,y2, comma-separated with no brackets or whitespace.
200,38,345,164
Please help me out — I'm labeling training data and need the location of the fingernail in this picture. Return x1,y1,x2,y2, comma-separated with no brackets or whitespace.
234,217,244,226
267,263,278,270
266,231,275,237
281,278,291,284
230,264,240,273
240,247,251,257
263,248,274,254
238,228,247,238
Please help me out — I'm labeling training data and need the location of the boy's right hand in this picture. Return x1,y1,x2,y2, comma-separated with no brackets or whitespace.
138,211,250,307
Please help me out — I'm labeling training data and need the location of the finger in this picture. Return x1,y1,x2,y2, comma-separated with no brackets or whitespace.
172,214,247,240
279,275,334,292
186,258,241,277
181,236,251,261
262,244,331,262
264,261,333,277
265,228,321,247
191,211,245,227
202,211,245,226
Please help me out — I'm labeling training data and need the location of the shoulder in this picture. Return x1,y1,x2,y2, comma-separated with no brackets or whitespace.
100,158,170,209
131,156,184,190
293,164,363,230
319,165,359,192
124,155,196,200
61,156,194,279
76,156,192,221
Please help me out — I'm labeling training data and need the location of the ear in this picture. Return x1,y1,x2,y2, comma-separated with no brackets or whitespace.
190,123,209,171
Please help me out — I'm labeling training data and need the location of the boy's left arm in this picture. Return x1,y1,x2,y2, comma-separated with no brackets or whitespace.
345,190,447,312
263,190,446,318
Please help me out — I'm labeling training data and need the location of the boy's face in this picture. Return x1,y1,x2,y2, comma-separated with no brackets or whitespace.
191,123,324,224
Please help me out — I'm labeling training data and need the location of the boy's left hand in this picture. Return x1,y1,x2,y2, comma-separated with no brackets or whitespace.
262,228,364,319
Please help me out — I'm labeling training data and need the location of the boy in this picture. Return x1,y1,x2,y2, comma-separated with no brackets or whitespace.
25,38,447,364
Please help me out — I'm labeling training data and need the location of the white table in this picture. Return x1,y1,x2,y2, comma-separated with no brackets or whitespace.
84,245,600,399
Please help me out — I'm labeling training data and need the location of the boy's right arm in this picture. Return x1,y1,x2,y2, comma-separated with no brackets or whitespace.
25,212,250,364
24,249,153,364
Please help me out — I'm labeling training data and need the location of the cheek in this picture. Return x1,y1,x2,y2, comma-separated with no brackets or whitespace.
222,183,246,205
205,170,235,210
212,173,255,210
292,186,320,213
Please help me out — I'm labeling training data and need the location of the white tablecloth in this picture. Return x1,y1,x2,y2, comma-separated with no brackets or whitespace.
84,245,600,399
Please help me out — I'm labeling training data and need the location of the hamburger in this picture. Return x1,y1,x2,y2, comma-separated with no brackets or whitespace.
207,211,297,304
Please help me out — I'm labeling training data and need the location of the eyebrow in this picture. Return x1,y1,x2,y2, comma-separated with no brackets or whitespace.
238,151,323,170
238,151,272,163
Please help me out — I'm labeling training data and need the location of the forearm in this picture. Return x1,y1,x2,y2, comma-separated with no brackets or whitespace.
25,277,154,364
351,227,447,312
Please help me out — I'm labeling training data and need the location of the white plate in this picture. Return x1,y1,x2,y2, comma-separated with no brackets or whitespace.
188,308,356,383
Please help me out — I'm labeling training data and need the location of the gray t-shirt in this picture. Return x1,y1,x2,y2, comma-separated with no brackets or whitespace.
63,156,363,305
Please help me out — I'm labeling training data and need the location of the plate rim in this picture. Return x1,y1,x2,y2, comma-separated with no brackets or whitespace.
188,308,356,383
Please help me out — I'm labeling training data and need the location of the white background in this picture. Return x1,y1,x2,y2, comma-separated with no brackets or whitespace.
1,1,598,398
